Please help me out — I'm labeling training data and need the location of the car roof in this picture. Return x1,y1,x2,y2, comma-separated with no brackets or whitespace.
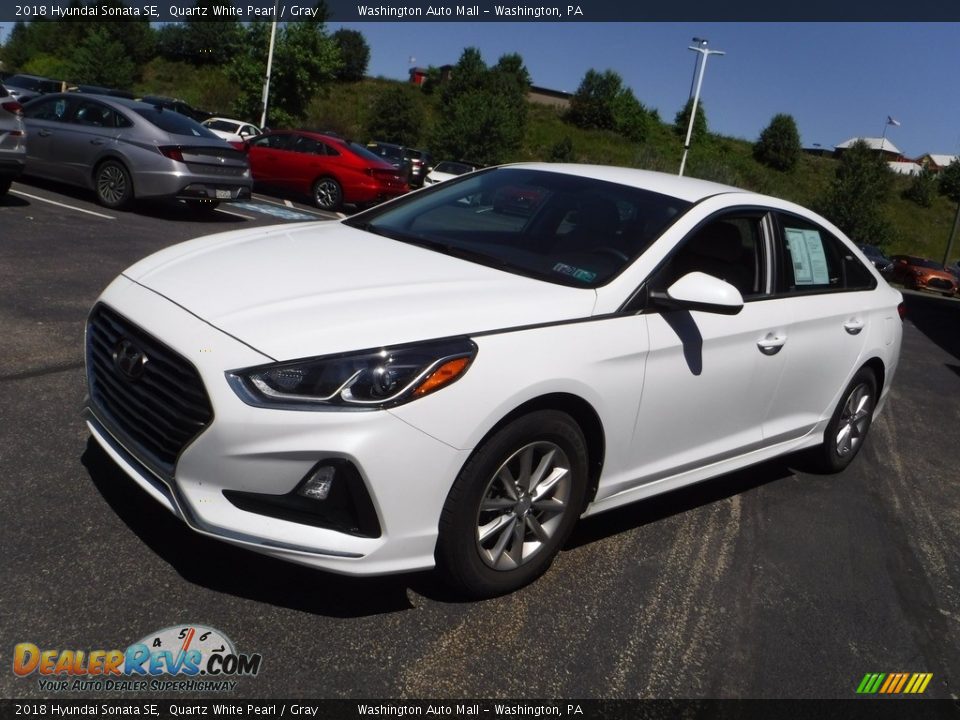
205,117,253,125
498,163,747,203
28,92,173,113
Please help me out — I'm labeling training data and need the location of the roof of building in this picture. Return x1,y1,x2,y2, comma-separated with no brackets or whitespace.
922,153,958,167
835,137,902,154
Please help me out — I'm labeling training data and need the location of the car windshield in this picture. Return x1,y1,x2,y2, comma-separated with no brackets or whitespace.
205,119,241,133
135,108,218,138
344,168,691,288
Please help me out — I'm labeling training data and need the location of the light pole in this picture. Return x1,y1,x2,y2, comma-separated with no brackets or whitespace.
678,43,725,177
687,37,707,100
259,0,280,129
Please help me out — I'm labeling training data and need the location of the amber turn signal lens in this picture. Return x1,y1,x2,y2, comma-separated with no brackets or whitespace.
412,357,471,398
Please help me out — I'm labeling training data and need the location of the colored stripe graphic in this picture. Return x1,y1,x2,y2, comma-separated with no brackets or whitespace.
857,672,932,694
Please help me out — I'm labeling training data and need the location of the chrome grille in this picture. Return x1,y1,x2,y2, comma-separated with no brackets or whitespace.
86,304,213,477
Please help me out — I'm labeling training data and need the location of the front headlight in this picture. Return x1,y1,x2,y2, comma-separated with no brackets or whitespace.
227,338,477,410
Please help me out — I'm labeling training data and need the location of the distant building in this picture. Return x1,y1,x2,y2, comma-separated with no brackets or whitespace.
917,153,959,172
408,65,453,87
887,161,921,176
834,137,903,160
527,85,572,110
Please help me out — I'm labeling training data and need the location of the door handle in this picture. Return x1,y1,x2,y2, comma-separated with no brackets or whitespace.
757,333,786,356
38,129,51,137
843,319,865,335
90,138,104,145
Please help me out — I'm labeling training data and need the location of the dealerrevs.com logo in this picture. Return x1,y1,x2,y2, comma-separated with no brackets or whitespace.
13,625,263,693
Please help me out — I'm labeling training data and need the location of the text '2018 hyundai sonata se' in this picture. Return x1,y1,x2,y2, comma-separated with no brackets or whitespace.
85,164,903,597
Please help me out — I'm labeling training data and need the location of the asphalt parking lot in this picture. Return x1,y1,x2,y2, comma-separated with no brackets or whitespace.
1,177,959,701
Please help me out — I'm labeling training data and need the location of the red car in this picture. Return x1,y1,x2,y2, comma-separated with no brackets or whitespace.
889,255,958,297
246,130,408,211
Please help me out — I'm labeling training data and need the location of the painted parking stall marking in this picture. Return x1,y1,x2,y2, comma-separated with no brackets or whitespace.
10,189,116,220
231,200,323,221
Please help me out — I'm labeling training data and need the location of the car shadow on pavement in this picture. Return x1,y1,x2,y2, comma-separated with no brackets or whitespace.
568,457,796,550
13,177,247,223
0,192,29,208
82,438,422,618
902,292,960,363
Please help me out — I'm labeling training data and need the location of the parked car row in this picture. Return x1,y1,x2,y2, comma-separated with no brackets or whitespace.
2,72,482,212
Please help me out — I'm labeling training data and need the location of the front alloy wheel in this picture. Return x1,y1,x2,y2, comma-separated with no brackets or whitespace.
476,441,572,571
437,410,588,598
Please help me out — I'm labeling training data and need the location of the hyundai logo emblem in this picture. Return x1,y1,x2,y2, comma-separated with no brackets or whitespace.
113,338,148,380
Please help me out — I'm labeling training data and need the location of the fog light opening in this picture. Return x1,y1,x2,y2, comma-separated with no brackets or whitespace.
298,464,336,501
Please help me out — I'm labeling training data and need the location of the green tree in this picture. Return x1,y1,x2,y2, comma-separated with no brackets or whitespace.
228,20,340,127
674,98,707,142
818,140,895,244
431,48,529,166
365,85,424,147
938,158,960,203
65,28,137,88
332,29,370,82
0,21,32,70
754,113,801,171
903,166,936,208
567,69,621,131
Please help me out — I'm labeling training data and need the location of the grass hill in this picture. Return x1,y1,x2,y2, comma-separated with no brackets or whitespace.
138,61,957,263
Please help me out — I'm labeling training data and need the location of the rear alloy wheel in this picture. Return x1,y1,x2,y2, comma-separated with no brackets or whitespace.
437,410,588,598
312,177,342,211
812,367,877,473
94,160,133,209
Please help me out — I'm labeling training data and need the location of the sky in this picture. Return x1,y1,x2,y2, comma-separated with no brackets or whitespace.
328,22,960,159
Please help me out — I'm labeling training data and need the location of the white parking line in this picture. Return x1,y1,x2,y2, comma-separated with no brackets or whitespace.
215,207,256,220
11,189,116,220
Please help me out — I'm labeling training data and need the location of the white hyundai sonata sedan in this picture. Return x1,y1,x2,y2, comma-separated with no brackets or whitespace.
85,164,902,597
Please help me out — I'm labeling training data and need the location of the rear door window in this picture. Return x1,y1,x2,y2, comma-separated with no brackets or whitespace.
775,214,876,293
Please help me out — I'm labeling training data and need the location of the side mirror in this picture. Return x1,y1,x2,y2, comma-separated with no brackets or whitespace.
650,272,744,315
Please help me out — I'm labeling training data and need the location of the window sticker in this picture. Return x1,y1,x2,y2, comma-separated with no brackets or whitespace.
552,262,597,283
785,227,830,285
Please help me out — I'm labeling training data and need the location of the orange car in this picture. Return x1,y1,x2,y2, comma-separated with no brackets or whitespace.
890,255,958,296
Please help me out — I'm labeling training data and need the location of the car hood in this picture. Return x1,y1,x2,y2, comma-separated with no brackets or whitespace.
123,222,598,360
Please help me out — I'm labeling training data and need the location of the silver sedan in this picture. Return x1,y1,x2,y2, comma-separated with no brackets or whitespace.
21,93,251,210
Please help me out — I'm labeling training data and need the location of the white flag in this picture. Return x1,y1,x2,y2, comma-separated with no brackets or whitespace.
887,116,901,127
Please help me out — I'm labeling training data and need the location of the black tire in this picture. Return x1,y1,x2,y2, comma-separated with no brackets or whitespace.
436,410,589,598
810,367,877,473
0,178,11,197
312,177,342,211
94,160,133,209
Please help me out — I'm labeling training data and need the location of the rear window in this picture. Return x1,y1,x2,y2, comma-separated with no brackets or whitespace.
135,108,217,138
205,119,240,133
350,142,390,165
